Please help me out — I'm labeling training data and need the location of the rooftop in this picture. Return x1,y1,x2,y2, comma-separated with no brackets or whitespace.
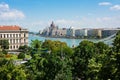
0,25,21,31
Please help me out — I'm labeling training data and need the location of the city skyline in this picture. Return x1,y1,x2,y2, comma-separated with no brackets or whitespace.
0,0,120,32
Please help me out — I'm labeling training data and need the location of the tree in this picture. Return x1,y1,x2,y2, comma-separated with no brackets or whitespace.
87,31,120,80
19,45,32,55
18,53,25,59
0,40,9,54
31,39,42,50
0,59,27,80
95,41,109,54
72,40,96,79
0,39,9,49
25,40,73,80
112,30,120,79
42,40,68,54
113,31,120,53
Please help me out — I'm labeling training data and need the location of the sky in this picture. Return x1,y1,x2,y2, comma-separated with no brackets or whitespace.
0,0,120,32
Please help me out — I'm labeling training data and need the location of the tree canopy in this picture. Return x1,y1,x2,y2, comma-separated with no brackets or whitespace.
0,30,120,80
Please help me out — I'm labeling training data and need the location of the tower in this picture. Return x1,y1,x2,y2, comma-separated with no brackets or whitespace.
50,21,56,28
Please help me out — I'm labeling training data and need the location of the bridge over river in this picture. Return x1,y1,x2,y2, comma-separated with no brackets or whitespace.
98,33,116,46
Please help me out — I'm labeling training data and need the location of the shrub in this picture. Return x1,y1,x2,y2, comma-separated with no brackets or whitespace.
18,53,25,59
5,54,12,58
0,53,5,58
2,49,8,54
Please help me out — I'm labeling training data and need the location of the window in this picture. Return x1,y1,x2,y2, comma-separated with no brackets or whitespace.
10,39,12,43
16,34,18,37
16,45,18,48
13,45,15,49
10,46,12,49
4,34,5,38
19,34,21,37
24,34,26,37
24,39,26,43
14,46,15,49
13,39,15,43
19,39,21,43
7,34,9,38
13,34,15,38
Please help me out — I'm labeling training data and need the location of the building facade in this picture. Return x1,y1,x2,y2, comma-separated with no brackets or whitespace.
66,27,75,37
0,25,28,51
87,29,102,38
75,29,88,38
42,21,66,37
41,21,120,38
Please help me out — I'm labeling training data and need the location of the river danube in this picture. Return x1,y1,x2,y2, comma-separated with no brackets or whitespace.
29,34,106,47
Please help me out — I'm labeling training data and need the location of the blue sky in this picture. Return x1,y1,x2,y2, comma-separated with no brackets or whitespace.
0,0,120,31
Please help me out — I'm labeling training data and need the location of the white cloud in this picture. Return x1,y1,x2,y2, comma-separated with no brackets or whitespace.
110,5,120,11
99,2,112,6
0,3,25,20
12,16,119,32
96,17,111,22
55,19,81,28
56,19,76,25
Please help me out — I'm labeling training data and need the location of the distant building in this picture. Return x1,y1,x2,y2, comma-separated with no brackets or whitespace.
75,29,88,38
0,25,28,51
42,27,50,36
87,29,102,38
66,27,75,37
39,30,42,35
53,28,66,37
42,21,66,37
41,21,120,38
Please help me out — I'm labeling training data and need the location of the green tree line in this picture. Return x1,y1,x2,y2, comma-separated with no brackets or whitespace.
0,31,120,80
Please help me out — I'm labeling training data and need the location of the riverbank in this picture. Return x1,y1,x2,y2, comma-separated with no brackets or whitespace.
29,34,113,47
36,34,103,40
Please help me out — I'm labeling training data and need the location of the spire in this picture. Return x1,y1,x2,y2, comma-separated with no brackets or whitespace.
50,21,55,28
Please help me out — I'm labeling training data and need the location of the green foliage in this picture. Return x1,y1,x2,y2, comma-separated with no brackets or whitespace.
72,40,96,79
42,40,71,57
0,53,5,58
31,39,42,50
113,31,120,53
30,39,43,56
18,53,25,59
95,41,109,54
0,39,9,49
0,59,8,66
0,59,27,80
2,49,8,54
26,40,73,80
19,45,32,55
26,52,73,80
0,33,119,80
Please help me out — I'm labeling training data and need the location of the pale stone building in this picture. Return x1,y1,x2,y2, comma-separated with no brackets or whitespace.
0,25,28,51
66,27,75,37
42,21,66,37
75,29,88,37
87,29,102,38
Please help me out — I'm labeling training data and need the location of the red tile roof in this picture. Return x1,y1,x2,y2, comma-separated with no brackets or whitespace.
0,25,21,30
